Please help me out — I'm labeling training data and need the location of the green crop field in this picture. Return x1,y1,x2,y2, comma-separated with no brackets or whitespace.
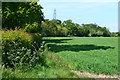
43,37,118,75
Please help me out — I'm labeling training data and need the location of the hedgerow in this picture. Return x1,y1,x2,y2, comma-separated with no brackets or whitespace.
2,30,45,68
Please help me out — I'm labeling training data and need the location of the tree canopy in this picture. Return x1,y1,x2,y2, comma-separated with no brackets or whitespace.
41,19,111,37
2,2,44,29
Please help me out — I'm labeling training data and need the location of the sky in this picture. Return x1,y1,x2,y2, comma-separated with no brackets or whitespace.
38,0,119,32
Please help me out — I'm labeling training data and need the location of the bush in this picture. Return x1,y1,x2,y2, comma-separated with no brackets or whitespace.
2,30,44,68
31,33,44,51
24,22,41,33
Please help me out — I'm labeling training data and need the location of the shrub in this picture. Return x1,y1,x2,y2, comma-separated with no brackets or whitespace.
2,30,44,68
31,33,42,49
24,22,41,33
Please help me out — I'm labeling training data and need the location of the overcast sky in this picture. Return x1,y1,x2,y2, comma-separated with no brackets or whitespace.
38,0,119,32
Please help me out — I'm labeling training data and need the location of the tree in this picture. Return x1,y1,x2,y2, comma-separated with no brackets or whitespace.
41,19,58,36
102,27,111,37
51,19,62,24
2,2,44,29
41,19,68,37
62,19,79,36
81,23,111,37
117,32,120,37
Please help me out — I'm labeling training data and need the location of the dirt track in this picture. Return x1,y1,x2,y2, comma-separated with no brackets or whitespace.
72,70,118,78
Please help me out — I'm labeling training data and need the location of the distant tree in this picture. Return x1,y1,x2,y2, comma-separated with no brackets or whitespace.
51,19,62,24
102,27,111,37
81,23,111,37
41,19,67,37
117,32,120,37
62,19,80,36
77,27,89,37
110,32,115,37
41,19,111,37
110,32,118,37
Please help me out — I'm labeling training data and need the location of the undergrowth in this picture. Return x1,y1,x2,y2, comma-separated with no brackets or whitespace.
2,33,84,78
2,50,83,78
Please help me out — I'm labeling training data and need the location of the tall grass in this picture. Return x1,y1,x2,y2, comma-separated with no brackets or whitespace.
2,50,82,78
2,30,82,78
2,30,45,78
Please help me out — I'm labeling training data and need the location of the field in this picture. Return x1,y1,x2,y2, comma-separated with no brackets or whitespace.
43,37,118,75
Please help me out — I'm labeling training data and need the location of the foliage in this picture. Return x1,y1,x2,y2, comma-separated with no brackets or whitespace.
81,24,111,37
117,32,120,37
41,19,112,37
2,51,82,78
2,2,44,30
24,22,41,33
2,30,44,68
76,27,90,37
41,19,68,37
111,32,120,37
44,37,118,75
62,19,83,36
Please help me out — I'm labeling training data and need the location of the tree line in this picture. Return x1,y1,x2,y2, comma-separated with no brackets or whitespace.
40,19,119,37
2,2,119,37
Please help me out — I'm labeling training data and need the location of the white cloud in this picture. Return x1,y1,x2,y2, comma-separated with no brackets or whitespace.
39,0,119,2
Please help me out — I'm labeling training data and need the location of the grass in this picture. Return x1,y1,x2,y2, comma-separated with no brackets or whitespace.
2,36,118,78
2,30,86,78
2,51,84,78
43,37,118,75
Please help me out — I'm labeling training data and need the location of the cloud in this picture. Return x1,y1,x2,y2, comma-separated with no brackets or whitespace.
39,0,119,2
